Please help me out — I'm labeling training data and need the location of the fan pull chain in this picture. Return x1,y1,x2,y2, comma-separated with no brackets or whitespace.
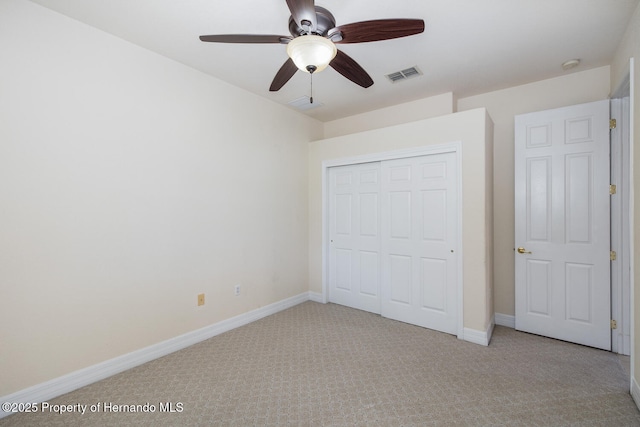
305,64,317,104
306,65,317,104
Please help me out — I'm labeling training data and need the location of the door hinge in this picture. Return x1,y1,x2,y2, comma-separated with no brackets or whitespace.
610,184,617,195
610,118,617,129
610,251,617,261
611,319,617,330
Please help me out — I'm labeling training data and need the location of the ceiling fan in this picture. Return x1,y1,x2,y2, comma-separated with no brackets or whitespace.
199,0,425,92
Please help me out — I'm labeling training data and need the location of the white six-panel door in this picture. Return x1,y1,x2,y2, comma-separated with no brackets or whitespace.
514,100,610,350
328,162,382,313
380,153,458,334
328,152,459,335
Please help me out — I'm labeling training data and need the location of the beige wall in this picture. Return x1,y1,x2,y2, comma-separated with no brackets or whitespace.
0,0,322,396
308,109,494,332
457,66,611,316
611,0,640,397
322,92,455,139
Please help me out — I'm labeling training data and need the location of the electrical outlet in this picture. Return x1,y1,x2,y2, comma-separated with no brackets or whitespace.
197,293,205,306
234,285,240,296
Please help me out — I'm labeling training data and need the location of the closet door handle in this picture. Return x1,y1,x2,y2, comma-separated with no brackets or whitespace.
517,247,532,254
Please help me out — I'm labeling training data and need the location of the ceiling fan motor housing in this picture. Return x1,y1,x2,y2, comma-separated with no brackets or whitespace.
288,6,336,36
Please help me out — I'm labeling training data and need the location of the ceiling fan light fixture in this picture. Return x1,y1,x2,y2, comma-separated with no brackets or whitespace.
286,35,337,73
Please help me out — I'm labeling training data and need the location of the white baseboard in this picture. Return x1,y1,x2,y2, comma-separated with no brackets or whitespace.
495,313,516,329
308,291,325,303
0,292,313,419
463,318,494,347
632,376,640,411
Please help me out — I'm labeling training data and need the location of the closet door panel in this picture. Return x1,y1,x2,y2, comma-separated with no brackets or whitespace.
381,152,458,334
328,163,382,314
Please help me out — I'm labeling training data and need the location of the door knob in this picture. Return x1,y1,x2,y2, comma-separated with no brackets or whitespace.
517,247,532,254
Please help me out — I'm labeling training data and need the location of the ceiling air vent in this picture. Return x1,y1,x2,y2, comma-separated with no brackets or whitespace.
287,96,323,111
385,66,423,83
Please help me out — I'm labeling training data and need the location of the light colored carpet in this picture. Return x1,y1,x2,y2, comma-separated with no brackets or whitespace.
2,301,639,426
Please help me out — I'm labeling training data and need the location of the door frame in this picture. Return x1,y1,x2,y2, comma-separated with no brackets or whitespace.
611,94,631,355
610,57,635,362
320,142,464,339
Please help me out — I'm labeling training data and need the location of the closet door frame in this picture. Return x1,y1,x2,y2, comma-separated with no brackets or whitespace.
321,142,464,340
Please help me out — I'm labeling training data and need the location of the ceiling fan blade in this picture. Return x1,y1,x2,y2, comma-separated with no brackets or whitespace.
330,50,373,88
199,34,291,44
270,58,298,91
286,0,317,32
332,19,425,44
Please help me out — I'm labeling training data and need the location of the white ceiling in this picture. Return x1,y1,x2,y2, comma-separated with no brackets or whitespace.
29,0,639,122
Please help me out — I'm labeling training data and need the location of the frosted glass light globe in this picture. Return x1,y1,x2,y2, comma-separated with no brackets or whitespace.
286,35,337,73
